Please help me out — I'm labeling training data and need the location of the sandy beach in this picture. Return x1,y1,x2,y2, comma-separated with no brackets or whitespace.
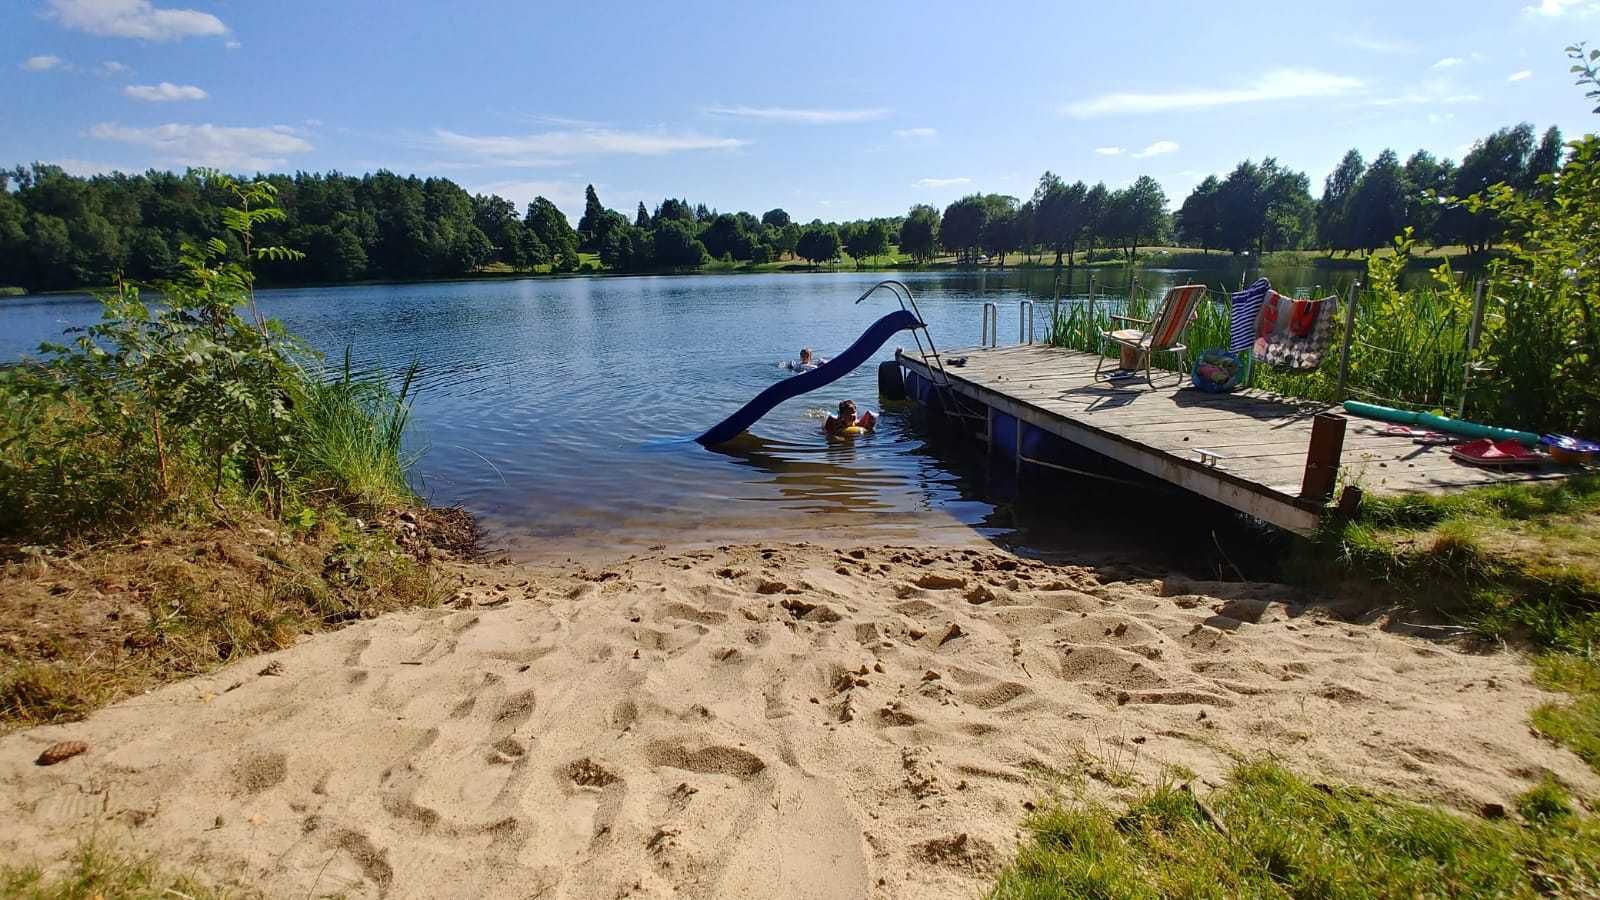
3,541,1594,899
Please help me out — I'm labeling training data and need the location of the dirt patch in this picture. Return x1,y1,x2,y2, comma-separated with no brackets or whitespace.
0,507,449,732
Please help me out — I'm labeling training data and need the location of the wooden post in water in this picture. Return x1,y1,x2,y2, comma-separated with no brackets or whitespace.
1300,413,1347,502
1334,280,1360,400
1458,279,1488,419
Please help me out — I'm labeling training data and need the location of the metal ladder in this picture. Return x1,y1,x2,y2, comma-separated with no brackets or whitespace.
854,280,985,426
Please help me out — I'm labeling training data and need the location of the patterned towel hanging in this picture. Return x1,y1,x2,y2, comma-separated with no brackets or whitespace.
1253,291,1336,370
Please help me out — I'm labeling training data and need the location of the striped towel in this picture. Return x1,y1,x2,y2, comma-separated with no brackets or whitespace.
1229,278,1271,352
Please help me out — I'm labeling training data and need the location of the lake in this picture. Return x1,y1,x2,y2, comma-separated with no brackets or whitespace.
0,262,1355,559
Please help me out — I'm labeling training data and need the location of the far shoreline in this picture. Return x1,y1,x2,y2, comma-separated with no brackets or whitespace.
3,244,1494,299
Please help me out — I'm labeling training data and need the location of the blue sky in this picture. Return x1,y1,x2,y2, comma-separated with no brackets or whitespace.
5,0,1597,222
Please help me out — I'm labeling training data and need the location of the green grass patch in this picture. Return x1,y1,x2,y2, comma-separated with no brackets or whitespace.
1,840,243,899
991,760,1600,899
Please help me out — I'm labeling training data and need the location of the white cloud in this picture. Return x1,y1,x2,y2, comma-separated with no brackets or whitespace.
911,177,971,189
21,55,66,71
123,81,207,101
1368,78,1480,106
47,0,228,40
89,122,312,170
703,105,891,125
1522,0,1599,15
1062,69,1363,117
225,40,241,49
429,127,747,167
1094,146,1124,156
97,60,130,75
893,127,937,140
1427,112,1456,124
1432,57,1463,69
1509,69,1534,81
1132,140,1179,159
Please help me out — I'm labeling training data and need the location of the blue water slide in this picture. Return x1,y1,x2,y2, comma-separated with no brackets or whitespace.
695,308,923,447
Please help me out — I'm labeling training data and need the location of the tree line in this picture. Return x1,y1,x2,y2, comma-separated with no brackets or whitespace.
0,119,1568,290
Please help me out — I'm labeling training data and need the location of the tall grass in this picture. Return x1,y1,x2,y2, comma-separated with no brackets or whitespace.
1046,276,1473,412
288,352,420,512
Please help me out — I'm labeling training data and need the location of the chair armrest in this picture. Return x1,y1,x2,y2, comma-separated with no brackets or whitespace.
1109,314,1151,326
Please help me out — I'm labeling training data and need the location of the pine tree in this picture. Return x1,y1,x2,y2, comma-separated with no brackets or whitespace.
577,184,604,252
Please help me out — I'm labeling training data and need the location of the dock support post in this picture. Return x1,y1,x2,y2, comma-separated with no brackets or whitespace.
1334,280,1360,400
1300,413,1346,502
1458,279,1487,419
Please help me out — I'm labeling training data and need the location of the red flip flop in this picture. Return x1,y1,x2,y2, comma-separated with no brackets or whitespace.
1450,438,1543,467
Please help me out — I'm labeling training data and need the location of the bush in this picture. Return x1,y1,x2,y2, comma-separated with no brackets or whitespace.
0,172,419,542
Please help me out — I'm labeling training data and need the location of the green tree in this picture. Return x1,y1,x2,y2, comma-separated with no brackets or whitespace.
900,204,939,263
939,195,988,262
1349,150,1409,253
1402,150,1455,247
1317,149,1365,254
525,197,578,269
761,208,791,229
795,224,840,265
601,224,649,270
700,213,754,260
635,202,650,228
1104,176,1167,260
1033,172,1090,267
773,222,800,260
979,195,1021,268
1215,161,1265,254
843,219,890,265
1526,126,1565,197
1448,123,1536,252
1081,183,1110,261
1175,175,1221,253
126,228,177,280
650,219,709,267
1261,159,1314,252
577,184,606,252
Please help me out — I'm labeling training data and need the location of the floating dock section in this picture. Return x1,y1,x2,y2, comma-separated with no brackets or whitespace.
898,345,1568,534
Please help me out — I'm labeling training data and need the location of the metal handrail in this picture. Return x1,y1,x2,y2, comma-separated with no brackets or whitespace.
1019,300,1034,344
856,279,951,387
980,302,999,348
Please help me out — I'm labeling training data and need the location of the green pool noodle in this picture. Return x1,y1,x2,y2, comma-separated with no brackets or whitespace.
1342,401,1540,447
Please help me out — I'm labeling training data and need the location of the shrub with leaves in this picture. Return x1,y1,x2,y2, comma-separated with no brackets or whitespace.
0,172,415,540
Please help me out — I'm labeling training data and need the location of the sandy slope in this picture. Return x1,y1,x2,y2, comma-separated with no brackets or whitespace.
2,543,1594,899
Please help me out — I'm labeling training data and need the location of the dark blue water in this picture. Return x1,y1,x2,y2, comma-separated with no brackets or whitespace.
0,270,1229,557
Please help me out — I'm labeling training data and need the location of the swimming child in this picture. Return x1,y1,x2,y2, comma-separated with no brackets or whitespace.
824,399,877,436
784,347,827,372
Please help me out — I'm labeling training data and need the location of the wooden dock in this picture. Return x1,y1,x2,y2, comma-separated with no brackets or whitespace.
898,345,1567,534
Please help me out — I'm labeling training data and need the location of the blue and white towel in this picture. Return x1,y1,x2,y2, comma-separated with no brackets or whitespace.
1228,278,1271,352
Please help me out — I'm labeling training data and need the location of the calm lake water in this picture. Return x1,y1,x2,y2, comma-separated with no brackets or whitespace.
0,262,1358,560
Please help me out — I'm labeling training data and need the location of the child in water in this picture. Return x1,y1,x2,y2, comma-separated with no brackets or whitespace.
785,347,826,371
824,399,877,436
